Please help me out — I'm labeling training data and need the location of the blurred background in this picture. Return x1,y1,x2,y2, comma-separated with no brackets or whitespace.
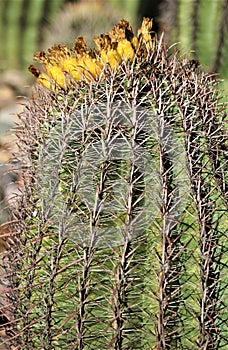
0,0,227,228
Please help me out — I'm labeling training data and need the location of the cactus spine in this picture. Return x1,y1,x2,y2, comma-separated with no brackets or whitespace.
2,18,228,349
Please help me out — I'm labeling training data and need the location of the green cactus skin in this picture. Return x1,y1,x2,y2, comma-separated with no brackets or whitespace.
0,0,64,71
3,27,228,349
159,0,228,98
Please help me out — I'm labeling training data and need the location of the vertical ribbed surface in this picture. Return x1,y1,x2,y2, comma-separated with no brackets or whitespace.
0,0,64,70
160,0,228,96
1,23,228,350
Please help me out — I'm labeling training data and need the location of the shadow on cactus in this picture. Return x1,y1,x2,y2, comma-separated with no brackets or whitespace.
1,18,228,349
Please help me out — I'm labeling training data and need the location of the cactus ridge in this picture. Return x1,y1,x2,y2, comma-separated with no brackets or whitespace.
160,0,228,97
0,0,64,71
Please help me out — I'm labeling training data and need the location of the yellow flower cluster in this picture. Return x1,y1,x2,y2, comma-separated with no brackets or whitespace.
29,18,153,90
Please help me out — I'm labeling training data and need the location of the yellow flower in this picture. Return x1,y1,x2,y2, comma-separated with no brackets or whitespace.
117,39,135,62
29,18,154,90
82,56,102,79
29,65,54,91
94,34,120,69
45,64,66,89
130,36,139,50
138,18,153,50
61,56,81,81
38,74,54,91
100,48,121,69
33,48,67,89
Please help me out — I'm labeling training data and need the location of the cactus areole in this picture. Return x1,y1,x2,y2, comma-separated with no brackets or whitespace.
5,18,227,349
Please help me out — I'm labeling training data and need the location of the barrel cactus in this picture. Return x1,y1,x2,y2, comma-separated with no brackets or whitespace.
2,18,228,349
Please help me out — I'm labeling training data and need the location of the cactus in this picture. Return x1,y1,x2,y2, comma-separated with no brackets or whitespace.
2,18,228,349
0,0,64,71
159,0,228,97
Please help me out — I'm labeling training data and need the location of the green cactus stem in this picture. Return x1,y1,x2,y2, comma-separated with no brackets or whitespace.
2,18,228,349
159,0,228,98
0,0,63,71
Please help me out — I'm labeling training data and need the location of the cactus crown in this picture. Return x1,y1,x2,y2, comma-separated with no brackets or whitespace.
28,18,153,90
